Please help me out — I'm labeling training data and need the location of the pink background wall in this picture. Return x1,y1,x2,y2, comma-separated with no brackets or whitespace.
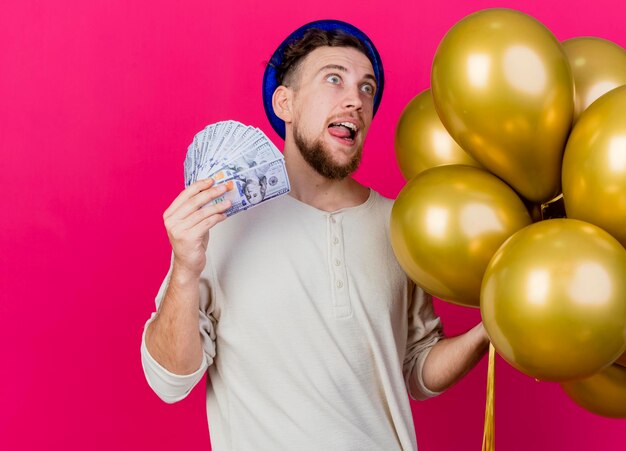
1,0,625,449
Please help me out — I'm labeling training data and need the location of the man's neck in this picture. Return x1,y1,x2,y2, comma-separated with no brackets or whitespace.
283,143,370,212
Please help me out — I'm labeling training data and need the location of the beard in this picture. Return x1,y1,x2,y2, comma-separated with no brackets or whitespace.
293,123,363,180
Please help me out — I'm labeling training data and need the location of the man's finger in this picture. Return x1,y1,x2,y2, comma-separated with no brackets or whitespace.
171,182,232,222
188,212,228,237
177,199,232,232
164,178,215,219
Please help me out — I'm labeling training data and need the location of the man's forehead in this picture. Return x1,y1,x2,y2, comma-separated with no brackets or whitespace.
301,46,375,77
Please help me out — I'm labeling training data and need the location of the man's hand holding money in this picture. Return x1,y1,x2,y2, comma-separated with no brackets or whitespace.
164,178,232,279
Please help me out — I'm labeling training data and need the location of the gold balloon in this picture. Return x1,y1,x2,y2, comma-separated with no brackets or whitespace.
562,363,626,418
563,37,626,121
395,89,482,180
562,85,626,247
390,165,532,308
481,219,626,382
432,8,574,202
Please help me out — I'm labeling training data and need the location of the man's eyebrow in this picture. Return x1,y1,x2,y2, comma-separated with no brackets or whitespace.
363,73,377,86
318,64,377,86
318,64,348,74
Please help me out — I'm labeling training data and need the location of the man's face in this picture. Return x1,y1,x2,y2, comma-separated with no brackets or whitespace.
287,46,377,180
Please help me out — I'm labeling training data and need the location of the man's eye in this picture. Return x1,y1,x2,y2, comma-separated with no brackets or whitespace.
361,84,375,95
326,74,341,84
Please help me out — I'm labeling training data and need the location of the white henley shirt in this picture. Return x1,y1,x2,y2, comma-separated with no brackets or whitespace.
141,189,444,450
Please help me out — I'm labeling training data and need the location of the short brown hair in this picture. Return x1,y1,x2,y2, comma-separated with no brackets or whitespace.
276,28,369,88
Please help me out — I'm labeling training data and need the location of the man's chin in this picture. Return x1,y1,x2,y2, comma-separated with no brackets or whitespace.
318,157,361,180
294,128,362,180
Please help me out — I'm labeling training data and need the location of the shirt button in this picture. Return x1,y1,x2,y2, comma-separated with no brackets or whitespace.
333,237,339,245
336,280,344,288
330,217,336,223
335,259,341,266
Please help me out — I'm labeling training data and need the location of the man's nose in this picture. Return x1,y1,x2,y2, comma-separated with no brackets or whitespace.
342,84,363,111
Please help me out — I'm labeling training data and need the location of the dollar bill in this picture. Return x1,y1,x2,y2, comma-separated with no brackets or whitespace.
207,122,250,174
209,125,258,171
208,140,283,182
209,158,290,216
190,124,216,185
220,127,263,162
184,139,195,187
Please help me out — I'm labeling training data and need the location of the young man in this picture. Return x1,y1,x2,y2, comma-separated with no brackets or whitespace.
142,20,490,450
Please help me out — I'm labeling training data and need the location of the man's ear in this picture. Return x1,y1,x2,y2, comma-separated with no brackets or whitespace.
272,86,293,123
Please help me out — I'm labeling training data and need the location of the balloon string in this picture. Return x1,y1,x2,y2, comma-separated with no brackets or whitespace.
482,343,496,451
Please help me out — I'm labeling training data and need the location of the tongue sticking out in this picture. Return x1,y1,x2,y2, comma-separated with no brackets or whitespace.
328,125,353,140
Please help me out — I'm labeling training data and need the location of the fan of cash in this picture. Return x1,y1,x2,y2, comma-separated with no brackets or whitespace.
184,120,291,217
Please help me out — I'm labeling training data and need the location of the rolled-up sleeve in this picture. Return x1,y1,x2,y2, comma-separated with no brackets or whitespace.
403,283,444,401
141,263,218,403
